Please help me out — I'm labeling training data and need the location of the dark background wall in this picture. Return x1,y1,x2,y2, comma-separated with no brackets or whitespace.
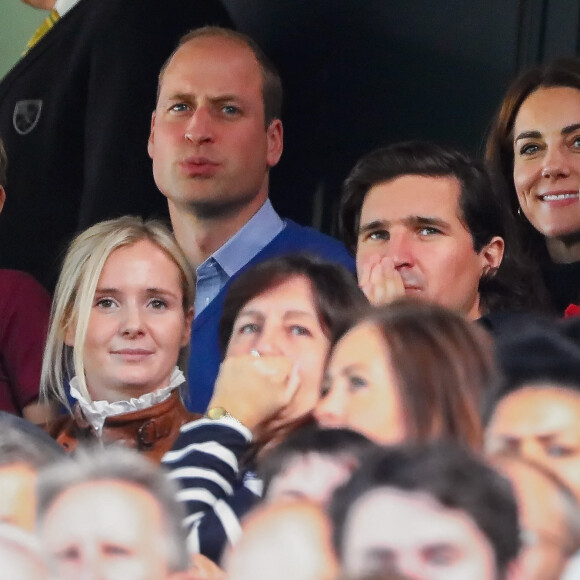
2,1,579,234
222,0,580,232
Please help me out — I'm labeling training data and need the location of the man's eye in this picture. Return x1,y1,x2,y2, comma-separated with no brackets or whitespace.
547,444,576,458
169,103,190,113
222,105,240,115
55,546,80,562
572,136,580,149
424,545,458,566
418,227,440,236
103,544,131,557
368,230,389,241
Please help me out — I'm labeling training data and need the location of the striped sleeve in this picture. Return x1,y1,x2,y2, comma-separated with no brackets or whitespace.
162,418,260,562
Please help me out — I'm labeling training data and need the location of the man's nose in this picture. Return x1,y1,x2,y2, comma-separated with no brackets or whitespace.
387,231,414,268
184,106,214,144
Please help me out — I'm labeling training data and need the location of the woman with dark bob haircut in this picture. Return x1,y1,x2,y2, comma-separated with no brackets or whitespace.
162,253,367,563
486,58,580,313
315,298,497,450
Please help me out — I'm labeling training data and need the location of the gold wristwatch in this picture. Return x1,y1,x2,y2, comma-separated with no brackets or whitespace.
206,406,230,420
205,406,244,426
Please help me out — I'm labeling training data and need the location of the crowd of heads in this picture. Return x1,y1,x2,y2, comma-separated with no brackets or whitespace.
3,19,580,580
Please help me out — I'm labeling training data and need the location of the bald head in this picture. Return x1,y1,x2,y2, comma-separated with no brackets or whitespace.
225,500,338,580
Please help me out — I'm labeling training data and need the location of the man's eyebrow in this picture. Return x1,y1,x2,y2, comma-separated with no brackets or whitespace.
562,123,580,135
358,219,389,235
405,216,450,230
165,92,193,102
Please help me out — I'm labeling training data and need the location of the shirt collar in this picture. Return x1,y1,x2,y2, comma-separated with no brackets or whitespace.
54,0,81,17
210,199,284,278
69,367,185,436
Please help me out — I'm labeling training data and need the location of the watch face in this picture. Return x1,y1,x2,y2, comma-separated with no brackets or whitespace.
207,406,227,420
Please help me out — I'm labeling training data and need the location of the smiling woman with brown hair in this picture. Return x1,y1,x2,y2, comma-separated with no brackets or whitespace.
486,58,580,312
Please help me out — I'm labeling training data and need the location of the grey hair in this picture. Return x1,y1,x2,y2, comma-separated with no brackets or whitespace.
0,419,64,468
36,445,190,572
40,215,194,408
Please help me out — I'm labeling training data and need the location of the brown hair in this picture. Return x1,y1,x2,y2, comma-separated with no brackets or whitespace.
337,299,496,450
218,253,367,354
485,58,580,258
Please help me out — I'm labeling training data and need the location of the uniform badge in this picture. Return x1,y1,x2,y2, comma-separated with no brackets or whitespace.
13,100,43,135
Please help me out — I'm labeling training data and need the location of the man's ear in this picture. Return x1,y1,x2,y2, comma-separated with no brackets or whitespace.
147,111,156,160
480,235,505,275
265,118,283,168
0,186,5,214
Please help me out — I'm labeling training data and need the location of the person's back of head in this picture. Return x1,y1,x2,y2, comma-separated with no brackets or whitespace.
259,424,377,505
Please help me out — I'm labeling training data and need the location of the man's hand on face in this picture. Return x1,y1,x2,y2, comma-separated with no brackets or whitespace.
358,254,406,306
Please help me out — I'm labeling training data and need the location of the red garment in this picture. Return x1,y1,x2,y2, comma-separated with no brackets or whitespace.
565,304,580,318
0,270,51,414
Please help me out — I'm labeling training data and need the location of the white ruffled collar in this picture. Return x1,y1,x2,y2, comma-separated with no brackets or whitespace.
69,367,185,436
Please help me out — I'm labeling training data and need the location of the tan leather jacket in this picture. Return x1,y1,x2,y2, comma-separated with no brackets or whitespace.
46,389,201,463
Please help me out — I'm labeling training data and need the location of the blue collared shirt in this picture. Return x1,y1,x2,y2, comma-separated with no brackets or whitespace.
194,199,285,316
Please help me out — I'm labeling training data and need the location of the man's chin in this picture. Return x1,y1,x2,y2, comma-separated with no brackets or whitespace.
189,194,260,220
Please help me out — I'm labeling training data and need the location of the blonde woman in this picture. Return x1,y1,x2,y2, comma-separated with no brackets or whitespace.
42,216,199,462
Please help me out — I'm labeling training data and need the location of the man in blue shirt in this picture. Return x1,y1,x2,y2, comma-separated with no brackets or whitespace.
148,26,353,412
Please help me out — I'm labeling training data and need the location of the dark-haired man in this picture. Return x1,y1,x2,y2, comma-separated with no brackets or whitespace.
149,27,353,412
339,141,545,321
330,443,522,580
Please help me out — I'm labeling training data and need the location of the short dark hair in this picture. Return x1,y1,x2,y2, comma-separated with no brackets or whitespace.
483,316,580,425
218,253,368,355
486,58,580,263
330,443,521,578
158,26,283,127
0,135,6,188
259,424,376,498
339,140,546,313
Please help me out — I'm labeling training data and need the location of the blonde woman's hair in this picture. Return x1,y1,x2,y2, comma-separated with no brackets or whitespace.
40,216,194,408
